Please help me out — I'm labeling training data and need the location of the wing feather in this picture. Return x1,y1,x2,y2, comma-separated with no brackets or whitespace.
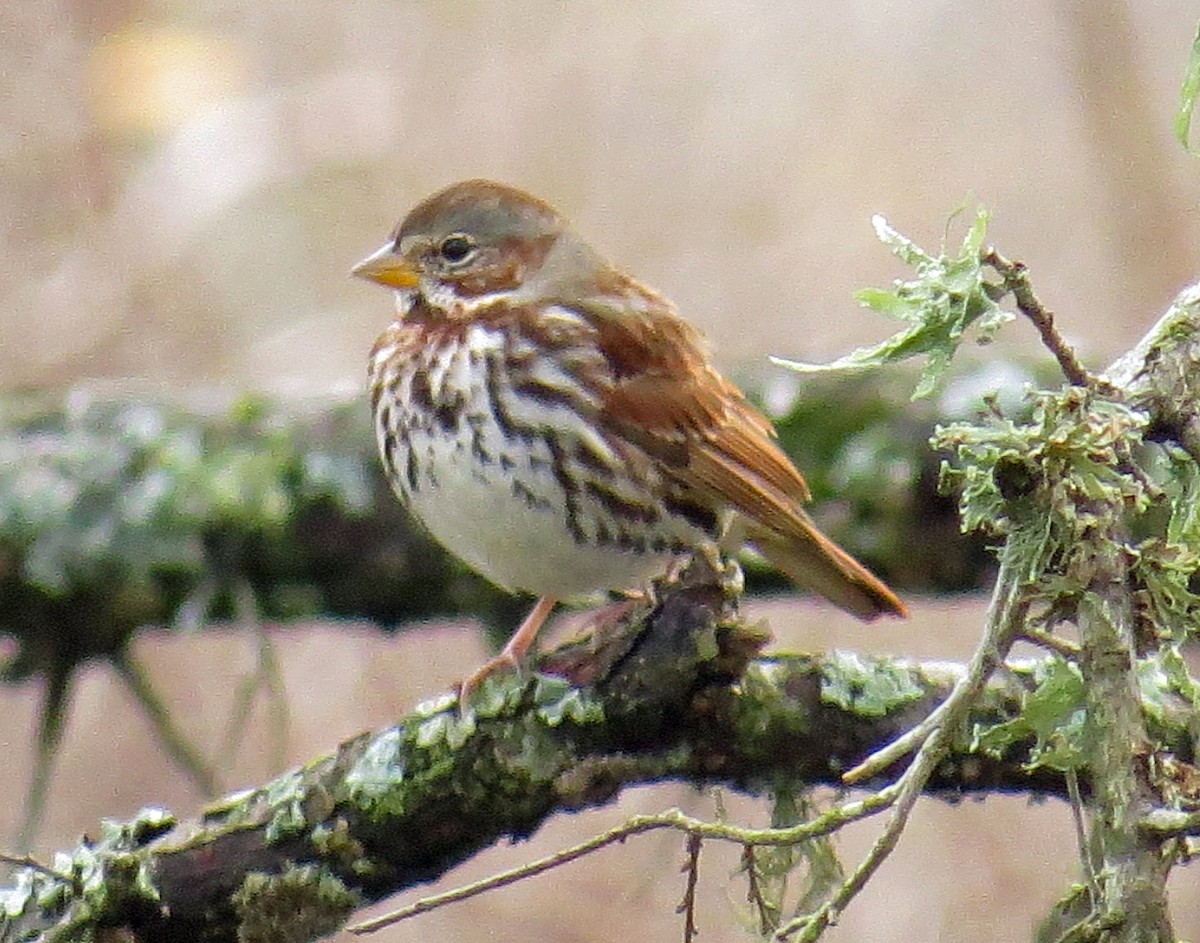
569,283,905,620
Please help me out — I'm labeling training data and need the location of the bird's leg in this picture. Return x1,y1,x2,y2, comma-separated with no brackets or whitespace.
458,596,558,705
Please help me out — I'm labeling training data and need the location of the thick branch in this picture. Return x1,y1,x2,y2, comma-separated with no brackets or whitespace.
1104,280,1200,461
1075,530,1175,941
1038,279,1200,941
1,561,1144,943
4,279,1199,943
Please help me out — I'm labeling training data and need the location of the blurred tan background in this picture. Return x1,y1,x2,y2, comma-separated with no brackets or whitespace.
5,1,1200,394
4,0,1200,940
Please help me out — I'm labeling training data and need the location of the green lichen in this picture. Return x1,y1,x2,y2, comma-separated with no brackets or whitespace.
531,675,604,726
818,651,925,717
774,206,1004,400
121,806,176,846
973,657,1086,772
0,808,175,940
342,728,409,815
1137,646,1200,739
262,771,310,844
0,395,371,606
720,659,818,785
413,706,476,750
83,811,173,911
1151,305,1199,347
736,659,808,736
309,819,378,878
466,673,532,719
740,789,846,934
201,787,257,824
232,864,360,943
935,386,1152,630
936,387,1149,543
489,719,569,783
341,669,611,828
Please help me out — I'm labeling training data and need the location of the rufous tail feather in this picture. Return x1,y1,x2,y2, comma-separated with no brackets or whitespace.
746,522,907,621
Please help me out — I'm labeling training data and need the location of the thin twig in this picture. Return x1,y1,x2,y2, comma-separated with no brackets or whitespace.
347,819,663,934
844,555,1029,784
1050,909,1125,943
1065,768,1099,902
796,566,1024,938
111,650,219,798
15,667,72,854
677,832,702,943
221,583,290,774
742,845,778,935
777,725,954,942
1021,628,1081,659
348,794,901,935
982,249,1104,390
0,854,68,882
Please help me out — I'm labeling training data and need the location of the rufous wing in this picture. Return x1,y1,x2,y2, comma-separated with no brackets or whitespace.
587,296,905,620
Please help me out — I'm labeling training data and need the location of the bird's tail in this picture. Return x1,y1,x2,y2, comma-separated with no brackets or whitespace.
745,518,907,621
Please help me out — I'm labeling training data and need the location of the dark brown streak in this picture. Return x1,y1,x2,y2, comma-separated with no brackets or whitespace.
660,494,719,538
583,480,659,525
511,479,551,511
382,430,398,477
483,352,530,443
466,415,494,465
481,344,590,542
408,370,463,434
612,531,648,554
509,376,593,416
546,436,585,542
405,447,419,494
573,438,614,475
376,401,393,438
409,370,435,415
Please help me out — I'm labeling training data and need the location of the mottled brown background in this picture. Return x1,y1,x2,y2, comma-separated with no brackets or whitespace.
3,1,1200,940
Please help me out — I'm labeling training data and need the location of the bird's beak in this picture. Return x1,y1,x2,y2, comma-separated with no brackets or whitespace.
351,243,420,289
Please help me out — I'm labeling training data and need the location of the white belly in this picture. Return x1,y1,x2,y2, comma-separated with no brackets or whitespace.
373,323,708,598
407,435,671,596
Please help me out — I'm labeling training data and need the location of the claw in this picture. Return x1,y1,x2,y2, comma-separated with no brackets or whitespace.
456,649,523,707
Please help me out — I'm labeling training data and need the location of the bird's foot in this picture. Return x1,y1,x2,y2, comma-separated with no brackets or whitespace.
456,649,524,709
696,543,744,598
456,596,557,710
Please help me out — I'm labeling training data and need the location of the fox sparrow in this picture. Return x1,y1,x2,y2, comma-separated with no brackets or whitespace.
354,180,906,699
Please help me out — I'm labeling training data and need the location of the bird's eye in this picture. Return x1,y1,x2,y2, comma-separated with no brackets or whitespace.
438,234,476,264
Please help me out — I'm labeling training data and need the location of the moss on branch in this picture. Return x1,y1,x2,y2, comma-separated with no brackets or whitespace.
0,559,1114,943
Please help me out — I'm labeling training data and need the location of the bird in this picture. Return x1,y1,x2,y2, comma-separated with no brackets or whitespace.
353,179,906,700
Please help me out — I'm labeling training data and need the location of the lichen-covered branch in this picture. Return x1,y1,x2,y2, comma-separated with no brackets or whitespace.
0,560,1127,943
5,244,1200,943
0,372,993,847
1104,281,1200,462
1044,287,1200,943
1074,518,1175,942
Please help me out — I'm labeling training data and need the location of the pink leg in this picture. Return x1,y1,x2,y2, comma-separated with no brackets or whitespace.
458,596,557,705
